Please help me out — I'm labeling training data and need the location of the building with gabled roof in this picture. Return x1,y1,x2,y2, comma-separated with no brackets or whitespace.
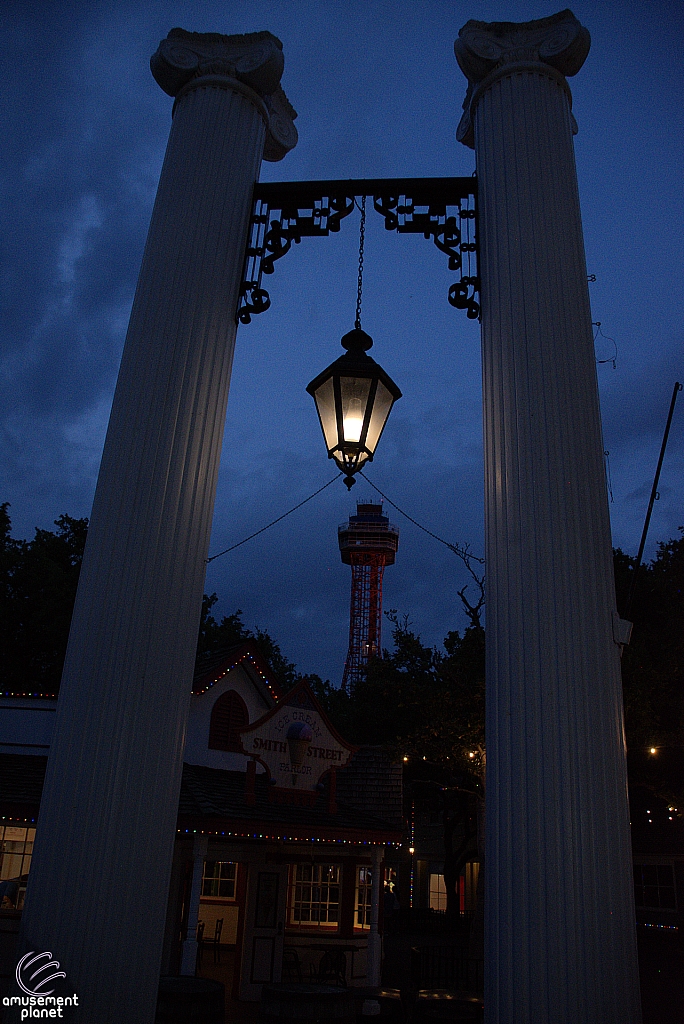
0,641,402,1004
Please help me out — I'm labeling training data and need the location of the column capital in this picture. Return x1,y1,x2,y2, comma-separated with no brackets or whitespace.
151,28,297,161
455,9,590,148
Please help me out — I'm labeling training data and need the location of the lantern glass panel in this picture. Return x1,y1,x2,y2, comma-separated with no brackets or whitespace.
364,379,394,453
313,376,337,451
339,377,372,444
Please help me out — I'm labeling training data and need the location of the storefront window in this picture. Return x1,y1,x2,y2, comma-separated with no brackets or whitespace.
429,872,447,911
0,826,35,910
355,866,372,928
201,860,237,899
634,864,676,910
289,864,340,929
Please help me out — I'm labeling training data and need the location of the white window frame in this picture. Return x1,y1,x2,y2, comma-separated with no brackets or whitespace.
288,863,341,930
355,865,372,929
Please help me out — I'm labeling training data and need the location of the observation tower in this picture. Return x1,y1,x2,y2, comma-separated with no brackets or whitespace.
339,502,399,693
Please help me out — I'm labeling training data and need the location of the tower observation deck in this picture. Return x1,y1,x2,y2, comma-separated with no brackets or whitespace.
339,502,399,693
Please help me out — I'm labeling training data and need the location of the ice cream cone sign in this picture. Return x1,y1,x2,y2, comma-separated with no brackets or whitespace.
239,680,356,794
287,721,313,765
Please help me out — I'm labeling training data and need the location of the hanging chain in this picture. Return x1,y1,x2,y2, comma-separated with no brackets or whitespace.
355,196,366,330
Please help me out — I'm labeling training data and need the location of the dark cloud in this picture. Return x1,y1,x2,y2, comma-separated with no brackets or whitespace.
2,1,683,682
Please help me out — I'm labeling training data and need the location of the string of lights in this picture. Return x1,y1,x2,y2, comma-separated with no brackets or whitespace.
193,651,278,697
177,828,398,845
0,816,400,844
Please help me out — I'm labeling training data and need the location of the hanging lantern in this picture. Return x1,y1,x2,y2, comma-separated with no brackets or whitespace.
306,327,401,489
306,196,402,489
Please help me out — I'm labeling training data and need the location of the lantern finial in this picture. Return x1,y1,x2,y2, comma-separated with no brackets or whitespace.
340,328,373,353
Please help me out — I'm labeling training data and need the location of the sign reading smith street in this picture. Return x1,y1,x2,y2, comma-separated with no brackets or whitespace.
239,681,355,790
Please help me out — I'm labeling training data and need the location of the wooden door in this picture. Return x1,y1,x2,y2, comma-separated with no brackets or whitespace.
238,862,289,1001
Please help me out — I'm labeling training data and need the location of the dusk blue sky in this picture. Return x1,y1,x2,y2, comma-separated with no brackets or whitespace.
2,1,682,684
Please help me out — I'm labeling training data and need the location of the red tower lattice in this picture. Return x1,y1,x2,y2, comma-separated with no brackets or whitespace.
339,502,399,693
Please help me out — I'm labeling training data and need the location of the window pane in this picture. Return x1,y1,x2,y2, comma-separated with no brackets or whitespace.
290,863,340,930
314,377,338,451
634,863,677,910
657,865,674,886
643,886,659,907
201,861,236,899
4,828,27,842
429,873,447,912
365,380,394,453
1,855,23,879
208,691,248,752
660,888,676,910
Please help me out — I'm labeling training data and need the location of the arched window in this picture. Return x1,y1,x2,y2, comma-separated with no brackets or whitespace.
208,690,249,752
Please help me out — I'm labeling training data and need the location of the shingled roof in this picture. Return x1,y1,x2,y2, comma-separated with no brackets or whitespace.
179,762,401,842
336,747,403,830
0,752,402,843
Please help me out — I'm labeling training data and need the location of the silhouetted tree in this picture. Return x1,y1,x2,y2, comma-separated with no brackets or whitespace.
0,503,88,694
3,497,681,817
197,592,329,697
313,608,485,917
615,529,684,808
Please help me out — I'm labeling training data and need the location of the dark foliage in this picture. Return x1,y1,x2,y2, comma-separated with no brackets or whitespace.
615,529,684,808
318,613,485,787
197,592,329,698
2,497,681,814
0,503,88,694
309,611,485,917
0,504,330,699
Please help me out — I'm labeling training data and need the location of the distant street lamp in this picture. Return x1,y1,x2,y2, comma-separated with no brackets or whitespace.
306,326,402,489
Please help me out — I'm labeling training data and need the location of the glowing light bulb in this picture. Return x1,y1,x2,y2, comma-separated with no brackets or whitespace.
650,747,657,754
409,847,415,855
403,756,408,762
469,751,475,759
343,398,364,442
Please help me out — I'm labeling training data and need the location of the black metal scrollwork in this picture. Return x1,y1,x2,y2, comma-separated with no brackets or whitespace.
238,177,478,324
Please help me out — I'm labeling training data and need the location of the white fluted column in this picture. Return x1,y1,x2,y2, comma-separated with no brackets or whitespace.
366,847,383,989
180,836,208,975
456,11,641,1024
17,29,296,1024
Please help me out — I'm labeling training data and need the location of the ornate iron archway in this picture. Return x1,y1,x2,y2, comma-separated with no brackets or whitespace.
238,176,479,323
